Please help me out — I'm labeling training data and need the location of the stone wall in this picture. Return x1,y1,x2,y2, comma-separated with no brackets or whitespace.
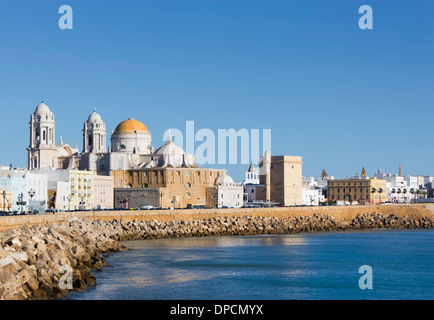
1,203,434,232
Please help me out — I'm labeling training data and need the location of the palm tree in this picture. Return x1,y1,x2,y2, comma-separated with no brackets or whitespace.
371,187,376,204
410,188,415,203
378,188,383,203
402,189,408,203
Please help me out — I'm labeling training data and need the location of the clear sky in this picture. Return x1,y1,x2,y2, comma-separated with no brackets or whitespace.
0,0,433,182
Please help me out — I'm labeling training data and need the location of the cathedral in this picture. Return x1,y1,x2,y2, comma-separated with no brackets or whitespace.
27,102,200,175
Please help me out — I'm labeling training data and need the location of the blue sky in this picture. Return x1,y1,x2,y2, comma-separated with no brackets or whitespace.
0,0,433,182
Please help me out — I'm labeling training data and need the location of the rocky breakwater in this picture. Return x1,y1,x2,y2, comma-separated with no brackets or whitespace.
0,219,127,300
109,212,434,241
1,211,433,300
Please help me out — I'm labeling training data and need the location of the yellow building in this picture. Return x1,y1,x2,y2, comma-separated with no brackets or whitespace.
113,167,225,208
258,151,303,206
69,170,95,210
111,129,230,209
327,176,387,204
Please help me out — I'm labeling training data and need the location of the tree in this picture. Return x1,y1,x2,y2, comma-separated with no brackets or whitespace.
410,188,415,202
378,188,383,202
371,188,376,204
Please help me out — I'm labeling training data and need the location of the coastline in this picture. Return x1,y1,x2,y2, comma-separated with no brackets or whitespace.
1,204,433,300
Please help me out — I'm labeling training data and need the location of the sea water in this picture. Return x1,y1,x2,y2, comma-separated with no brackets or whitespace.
64,229,434,300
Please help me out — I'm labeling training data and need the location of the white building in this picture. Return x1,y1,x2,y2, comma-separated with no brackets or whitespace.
302,176,317,188
244,163,259,185
215,173,244,208
404,176,419,191
0,168,48,213
375,169,413,202
25,172,48,212
302,188,323,206
53,181,71,211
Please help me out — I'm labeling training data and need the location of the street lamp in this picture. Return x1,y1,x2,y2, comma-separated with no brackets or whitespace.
28,189,35,213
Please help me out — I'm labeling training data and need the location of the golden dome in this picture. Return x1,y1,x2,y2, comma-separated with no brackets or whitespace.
113,118,148,135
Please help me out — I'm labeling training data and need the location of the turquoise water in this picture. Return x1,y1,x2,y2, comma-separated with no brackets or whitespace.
64,229,434,300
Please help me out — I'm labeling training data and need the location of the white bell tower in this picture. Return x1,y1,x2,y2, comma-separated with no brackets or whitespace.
83,109,107,154
244,163,259,185
27,102,57,170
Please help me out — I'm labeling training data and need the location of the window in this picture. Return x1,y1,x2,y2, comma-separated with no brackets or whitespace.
186,171,190,176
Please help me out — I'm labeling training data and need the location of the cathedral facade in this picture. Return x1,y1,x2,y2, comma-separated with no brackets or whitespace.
27,102,200,175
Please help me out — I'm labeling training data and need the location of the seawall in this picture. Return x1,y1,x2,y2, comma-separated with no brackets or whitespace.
1,203,434,231
1,203,434,300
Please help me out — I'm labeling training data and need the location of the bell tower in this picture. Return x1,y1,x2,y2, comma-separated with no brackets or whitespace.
83,109,106,154
27,102,57,170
